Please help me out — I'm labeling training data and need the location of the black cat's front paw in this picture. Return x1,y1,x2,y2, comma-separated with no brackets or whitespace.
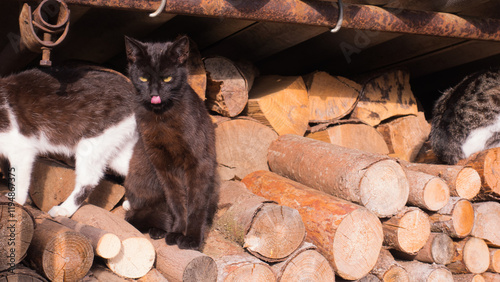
149,227,167,239
176,235,201,250
165,233,201,250
165,232,183,245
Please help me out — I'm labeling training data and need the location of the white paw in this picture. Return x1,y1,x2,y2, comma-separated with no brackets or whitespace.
48,206,72,217
122,200,131,211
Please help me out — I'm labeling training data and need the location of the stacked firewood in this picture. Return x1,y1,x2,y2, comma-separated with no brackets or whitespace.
1,55,500,281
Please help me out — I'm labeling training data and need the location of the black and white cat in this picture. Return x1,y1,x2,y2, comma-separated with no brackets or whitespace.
430,68,500,164
0,66,138,217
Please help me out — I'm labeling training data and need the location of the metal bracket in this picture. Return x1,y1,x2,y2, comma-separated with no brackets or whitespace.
331,0,343,33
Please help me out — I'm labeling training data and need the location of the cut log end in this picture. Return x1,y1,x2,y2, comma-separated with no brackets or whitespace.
423,177,450,211
334,207,384,280
278,249,335,282
452,199,475,238
397,209,430,254
427,268,454,281
383,265,409,282
455,167,481,200
489,249,500,273
360,159,409,218
463,237,490,274
107,237,155,279
96,233,121,259
245,204,305,261
183,255,218,282
430,233,455,265
43,231,94,281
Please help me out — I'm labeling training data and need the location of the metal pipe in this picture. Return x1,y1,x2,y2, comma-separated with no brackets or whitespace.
60,0,500,41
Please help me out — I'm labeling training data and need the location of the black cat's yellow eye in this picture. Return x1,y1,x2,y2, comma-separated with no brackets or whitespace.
139,76,148,82
163,77,173,83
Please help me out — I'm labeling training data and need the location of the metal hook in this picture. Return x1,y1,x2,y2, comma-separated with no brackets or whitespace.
331,0,343,33
150,0,167,17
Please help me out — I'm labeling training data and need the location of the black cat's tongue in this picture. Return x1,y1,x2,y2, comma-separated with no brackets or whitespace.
151,96,162,104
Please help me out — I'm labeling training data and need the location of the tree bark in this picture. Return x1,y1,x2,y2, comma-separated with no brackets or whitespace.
370,248,409,282
398,260,453,282
268,134,409,217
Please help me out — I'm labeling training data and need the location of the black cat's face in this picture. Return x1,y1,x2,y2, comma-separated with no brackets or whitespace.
125,36,190,110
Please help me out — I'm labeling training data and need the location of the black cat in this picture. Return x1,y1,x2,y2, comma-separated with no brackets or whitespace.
123,36,219,250
430,68,500,164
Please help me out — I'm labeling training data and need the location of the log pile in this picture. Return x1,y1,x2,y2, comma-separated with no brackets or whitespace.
0,58,499,282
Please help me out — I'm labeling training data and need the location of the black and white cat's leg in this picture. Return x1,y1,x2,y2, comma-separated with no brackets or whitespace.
48,139,109,217
6,150,37,205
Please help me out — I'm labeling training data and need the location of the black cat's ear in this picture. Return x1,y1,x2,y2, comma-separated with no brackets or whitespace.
169,36,190,64
125,36,147,63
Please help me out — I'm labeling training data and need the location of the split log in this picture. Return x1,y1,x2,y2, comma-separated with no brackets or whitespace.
53,216,121,259
0,264,48,282
268,134,409,218
471,201,500,247
457,148,500,200
0,197,34,272
204,56,257,117
271,242,335,282
215,118,278,181
246,75,309,136
202,230,276,282
303,71,360,123
216,181,305,262
25,215,94,281
242,170,384,280
306,120,390,155
447,237,490,274
351,69,419,127
149,236,218,282
71,204,155,279
399,161,481,200
398,260,453,282
414,232,455,265
382,207,431,255
29,159,125,212
187,38,207,100
453,274,486,282
488,248,500,273
428,197,474,238
482,272,500,281
376,113,430,162
370,249,409,282
403,168,450,211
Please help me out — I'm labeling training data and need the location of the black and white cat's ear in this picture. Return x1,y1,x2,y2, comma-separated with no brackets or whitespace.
125,36,147,63
169,36,190,64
